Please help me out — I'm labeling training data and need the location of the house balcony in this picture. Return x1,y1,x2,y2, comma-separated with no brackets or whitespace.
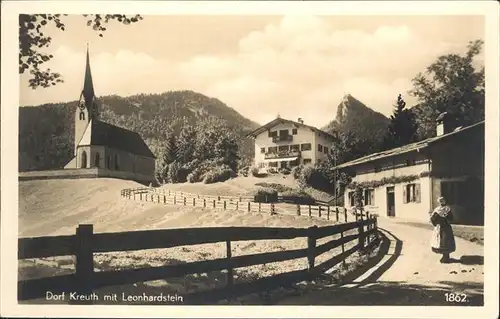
272,135,293,142
264,150,301,160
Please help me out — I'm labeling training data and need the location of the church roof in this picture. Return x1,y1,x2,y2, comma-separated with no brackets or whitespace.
78,120,156,159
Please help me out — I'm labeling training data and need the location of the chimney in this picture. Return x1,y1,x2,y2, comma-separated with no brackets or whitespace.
297,117,304,124
436,112,454,136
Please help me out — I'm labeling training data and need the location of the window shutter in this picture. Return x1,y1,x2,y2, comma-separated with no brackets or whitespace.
415,183,421,203
403,186,407,204
371,190,375,205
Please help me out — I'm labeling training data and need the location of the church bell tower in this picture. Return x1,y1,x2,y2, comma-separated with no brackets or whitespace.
74,44,99,155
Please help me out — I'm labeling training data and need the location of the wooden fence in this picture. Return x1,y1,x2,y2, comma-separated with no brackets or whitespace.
120,187,368,222
18,217,378,304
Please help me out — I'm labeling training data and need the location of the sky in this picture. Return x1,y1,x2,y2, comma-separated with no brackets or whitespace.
19,15,485,127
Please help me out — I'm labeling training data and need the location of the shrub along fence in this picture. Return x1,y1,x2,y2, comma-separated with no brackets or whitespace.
120,187,369,223
18,216,378,304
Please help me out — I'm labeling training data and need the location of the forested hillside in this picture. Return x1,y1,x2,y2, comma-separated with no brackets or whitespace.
19,90,259,171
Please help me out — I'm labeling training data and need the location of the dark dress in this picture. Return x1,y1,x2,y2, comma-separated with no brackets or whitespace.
430,209,456,254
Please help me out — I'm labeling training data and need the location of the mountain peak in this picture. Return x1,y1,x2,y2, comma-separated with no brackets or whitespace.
322,94,390,154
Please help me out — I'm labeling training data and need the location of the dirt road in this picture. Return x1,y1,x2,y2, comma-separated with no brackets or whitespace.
275,217,484,306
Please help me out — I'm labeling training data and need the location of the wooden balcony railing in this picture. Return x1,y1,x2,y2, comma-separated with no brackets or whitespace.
272,135,293,142
264,150,300,159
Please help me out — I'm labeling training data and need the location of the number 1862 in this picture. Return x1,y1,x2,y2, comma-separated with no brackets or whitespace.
445,293,468,303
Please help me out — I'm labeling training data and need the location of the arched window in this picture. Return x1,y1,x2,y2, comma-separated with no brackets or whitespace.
107,156,111,169
94,152,100,168
81,150,87,168
79,111,85,120
114,154,119,170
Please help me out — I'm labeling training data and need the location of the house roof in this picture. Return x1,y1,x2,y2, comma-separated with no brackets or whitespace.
335,120,484,170
78,120,156,159
246,117,337,139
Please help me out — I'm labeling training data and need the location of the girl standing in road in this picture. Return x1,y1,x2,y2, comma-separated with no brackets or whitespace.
430,196,456,263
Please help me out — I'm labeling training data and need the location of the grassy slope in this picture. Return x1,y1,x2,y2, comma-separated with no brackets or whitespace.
159,175,336,202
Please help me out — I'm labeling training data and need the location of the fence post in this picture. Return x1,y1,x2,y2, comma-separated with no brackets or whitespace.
213,200,216,209
74,224,94,304
193,198,196,207
248,202,251,212
335,207,339,222
157,195,160,203
140,193,143,201
344,208,348,223
327,206,330,220
183,197,187,206
236,201,239,211
203,198,206,208
308,205,312,218
358,221,365,251
224,201,227,210
318,206,322,218
258,202,261,212
340,231,347,268
174,195,177,205
225,240,234,289
239,196,242,202
296,205,301,216
307,226,318,277
218,196,221,201
270,203,275,215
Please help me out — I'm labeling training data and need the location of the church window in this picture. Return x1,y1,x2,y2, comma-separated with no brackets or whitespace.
114,154,120,170
79,111,85,121
81,151,87,168
94,152,100,168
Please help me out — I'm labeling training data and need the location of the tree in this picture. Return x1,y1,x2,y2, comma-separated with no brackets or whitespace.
175,123,197,164
214,132,240,172
410,39,485,139
19,14,143,89
382,94,417,149
155,132,177,184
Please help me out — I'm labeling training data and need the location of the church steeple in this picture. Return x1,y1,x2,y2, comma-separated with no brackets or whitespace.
79,44,98,120
83,44,95,105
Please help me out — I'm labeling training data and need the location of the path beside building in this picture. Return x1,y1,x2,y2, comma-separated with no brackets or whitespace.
275,217,484,305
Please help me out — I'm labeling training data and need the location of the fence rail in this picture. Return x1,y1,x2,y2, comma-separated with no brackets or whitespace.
18,216,378,303
120,187,371,223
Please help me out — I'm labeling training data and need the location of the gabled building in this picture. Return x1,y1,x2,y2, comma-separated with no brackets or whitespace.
337,113,484,225
64,46,156,184
247,116,337,170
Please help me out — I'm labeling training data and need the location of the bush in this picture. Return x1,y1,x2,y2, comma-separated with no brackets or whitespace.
186,167,205,183
167,161,188,183
291,165,304,180
278,167,291,175
239,166,250,177
254,182,294,193
279,189,316,205
297,165,331,192
203,165,236,184
253,187,279,203
251,166,268,178
267,167,278,174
